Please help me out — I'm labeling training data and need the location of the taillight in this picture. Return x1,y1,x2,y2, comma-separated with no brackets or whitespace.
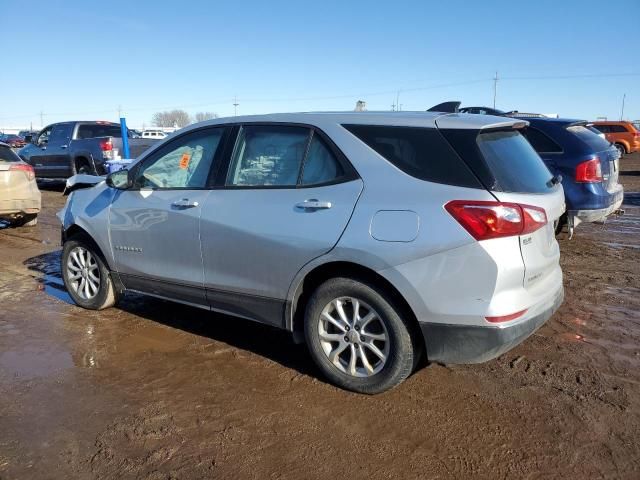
100,139,114,160
445,200,547,240
575,157,602,183
9,163,35,181
99,140,113,151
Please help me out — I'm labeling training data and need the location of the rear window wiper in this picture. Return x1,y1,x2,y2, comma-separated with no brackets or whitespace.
546,174,562,188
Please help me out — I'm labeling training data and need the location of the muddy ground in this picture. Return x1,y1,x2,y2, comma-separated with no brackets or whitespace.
1,154,639,480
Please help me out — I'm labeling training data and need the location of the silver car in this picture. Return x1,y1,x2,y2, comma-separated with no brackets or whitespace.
58,112,565,393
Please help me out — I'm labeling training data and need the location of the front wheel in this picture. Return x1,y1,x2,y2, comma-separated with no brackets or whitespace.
304,277,417,394
62,236,118,310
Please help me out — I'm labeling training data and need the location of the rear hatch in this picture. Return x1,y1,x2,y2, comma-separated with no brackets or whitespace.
438,122,565,291
0,146,34,206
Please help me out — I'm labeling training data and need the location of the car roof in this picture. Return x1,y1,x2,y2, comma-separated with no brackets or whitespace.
182,111,527,132
591,120,631,125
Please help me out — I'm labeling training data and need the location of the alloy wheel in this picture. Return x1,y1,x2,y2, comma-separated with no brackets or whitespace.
318,296,390,377
66,246,101,300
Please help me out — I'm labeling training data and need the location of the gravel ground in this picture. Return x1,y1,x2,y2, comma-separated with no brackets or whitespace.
1,153,639,479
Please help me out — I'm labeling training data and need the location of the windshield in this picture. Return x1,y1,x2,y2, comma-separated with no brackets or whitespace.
476,130,553,193
567,125,611,151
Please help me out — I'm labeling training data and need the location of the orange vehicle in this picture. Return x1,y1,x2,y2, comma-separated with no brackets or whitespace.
591,121,640,156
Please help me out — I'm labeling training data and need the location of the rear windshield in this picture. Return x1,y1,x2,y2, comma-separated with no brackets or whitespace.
76,124,123,139
475,130,553,193
343,124,481,188
566,125,611,151
0,145,21,162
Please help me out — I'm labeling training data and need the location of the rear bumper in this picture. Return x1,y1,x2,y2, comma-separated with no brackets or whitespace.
0,198,41,217
420,287,564,364
569,186,624,224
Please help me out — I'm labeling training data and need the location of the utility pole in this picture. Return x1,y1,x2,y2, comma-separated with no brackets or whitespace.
233,95,239,116
395,91,400,112
117,105,122,118
493,72,498,109
620,93,626,120
39,110,44,127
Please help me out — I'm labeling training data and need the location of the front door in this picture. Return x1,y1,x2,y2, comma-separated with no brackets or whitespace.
200,125,363,326
109,127,226,306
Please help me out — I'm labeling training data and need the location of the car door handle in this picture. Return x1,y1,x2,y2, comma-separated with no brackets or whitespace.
60,145,68,149
295,199,332,210
171,199,199,209
40,147,47,151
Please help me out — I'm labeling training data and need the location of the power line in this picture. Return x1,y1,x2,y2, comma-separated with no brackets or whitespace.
2,72,639,122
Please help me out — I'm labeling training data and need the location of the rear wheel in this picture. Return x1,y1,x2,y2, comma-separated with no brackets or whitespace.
614,143,626,156
14,214,38,227
62,236,118,310
74,158,93,175
304,277,416,394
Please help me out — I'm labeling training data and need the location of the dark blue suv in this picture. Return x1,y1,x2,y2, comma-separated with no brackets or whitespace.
515,117,624,234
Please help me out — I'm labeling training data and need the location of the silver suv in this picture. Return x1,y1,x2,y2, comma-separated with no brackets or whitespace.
59,112,565,393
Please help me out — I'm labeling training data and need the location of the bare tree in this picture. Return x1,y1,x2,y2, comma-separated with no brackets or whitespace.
194,111,219,122
151,109,192,128
354,100,367,112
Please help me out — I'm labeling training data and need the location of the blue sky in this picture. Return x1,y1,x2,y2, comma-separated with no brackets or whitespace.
1,0,638,129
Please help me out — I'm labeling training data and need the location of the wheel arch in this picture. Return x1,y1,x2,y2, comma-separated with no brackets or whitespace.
614,141,629,154
288,260,424,354
63,223,113,270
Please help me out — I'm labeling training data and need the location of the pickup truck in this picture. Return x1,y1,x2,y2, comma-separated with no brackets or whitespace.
18,121,160,178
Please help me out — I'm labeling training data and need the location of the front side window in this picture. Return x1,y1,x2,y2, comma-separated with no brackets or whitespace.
227,126,310,187
37,127,52,146
135,129,223,189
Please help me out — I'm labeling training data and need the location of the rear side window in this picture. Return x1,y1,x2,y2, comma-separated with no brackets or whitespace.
0,145,21,162
521,127,563,153
592,125,609,133
475,130,553,193
610,125,628,133
566,125,611,151
301,135,344,185
76,124,123,139
227,125,309,187
343,125,481,188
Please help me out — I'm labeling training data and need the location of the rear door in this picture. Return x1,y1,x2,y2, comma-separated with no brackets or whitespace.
199,124,363,326
473,129,565,290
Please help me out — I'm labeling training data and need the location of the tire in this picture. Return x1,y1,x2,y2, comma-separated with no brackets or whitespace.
75,159,93,175
614,144,626,157
62,235,118,310
14,214,37,227
304,277,416,394
554,213,566,236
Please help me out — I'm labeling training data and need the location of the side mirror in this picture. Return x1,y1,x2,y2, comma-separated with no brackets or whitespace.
106,169,132,190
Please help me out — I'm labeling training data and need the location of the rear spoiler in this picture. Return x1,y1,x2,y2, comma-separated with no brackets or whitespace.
63,174,104,196
427,101,460,113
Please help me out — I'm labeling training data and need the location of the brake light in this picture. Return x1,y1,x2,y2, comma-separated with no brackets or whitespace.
9,163,35,181
486,309,528,323
99,140,113,151
445,200,547,240
575,157,602,183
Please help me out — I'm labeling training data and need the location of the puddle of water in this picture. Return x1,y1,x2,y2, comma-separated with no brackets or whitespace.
602,241,640,249
0,349,73,379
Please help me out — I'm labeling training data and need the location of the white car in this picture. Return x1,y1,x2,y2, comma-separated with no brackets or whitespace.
141,131,168,139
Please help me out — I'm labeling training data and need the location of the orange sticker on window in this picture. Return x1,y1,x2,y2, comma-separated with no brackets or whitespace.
179,153,191,169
